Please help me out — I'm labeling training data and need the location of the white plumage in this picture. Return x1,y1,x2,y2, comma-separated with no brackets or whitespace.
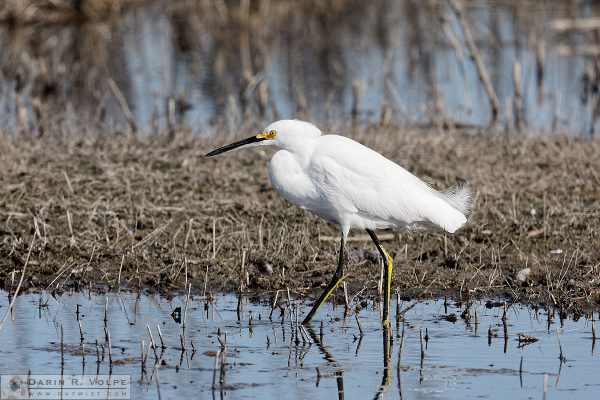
264,120,470,237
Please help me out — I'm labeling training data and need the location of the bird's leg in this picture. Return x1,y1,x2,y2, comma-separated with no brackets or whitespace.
302,233,346,325
366,229,393,326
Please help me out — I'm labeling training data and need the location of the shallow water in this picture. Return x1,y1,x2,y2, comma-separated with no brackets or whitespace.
0,291,597,399
2,1,600,135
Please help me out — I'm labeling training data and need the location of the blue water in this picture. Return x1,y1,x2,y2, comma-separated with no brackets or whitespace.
1,1,600,135
0,291,597,399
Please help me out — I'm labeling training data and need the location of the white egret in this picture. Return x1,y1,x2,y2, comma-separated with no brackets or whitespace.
205,120,470,325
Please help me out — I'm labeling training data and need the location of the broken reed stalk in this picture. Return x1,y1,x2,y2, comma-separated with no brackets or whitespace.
96,338,101,364
78,320,84,344
105,327,113,365
0,232,36,332
397,301,418,320
240,249,246,290
141,339,147,372
448,0,499,124
183,283,192,327
203,265,209,299
419,324,425,380
81,343,86,366
592,312,596,340
395,291,401,324
300,325,312,344
556,327,565,362
355,312,364,336
343,281,349,317
559,306,565,328
104,297,108,329
157,325,166,349
180,334,186,351
236,289,243,321
216,329,227,357
502,302,509,344
297,322,307,344
269,290,280,321
147,324,158,358
294,303,300,345
503,315,509,353
219,348,227,386
117,254,124,288
503,312,508,337
419,325,425,360
286,287,292,316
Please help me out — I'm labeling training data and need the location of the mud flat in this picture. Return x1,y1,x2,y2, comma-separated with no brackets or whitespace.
0,127,599,315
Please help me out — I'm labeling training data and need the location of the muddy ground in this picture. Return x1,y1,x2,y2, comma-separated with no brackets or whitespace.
0,127,598,316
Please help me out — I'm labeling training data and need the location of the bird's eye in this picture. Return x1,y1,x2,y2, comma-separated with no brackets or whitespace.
257,130,277,140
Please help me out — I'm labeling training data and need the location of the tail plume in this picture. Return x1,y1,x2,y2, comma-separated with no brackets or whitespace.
422,182,471,233
442,183,471,216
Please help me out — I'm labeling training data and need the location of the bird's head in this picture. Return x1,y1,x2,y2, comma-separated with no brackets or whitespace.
204,119,322,157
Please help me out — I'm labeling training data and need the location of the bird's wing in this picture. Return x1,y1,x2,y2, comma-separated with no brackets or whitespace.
309,135,467,233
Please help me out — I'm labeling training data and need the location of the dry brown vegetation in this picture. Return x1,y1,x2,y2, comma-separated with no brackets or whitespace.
0,126,598,316
0,0,142,24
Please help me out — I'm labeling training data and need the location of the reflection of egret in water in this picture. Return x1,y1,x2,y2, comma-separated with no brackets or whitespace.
396,321,407,400
373,326,392,400
306,325,393,400
305,326,344,400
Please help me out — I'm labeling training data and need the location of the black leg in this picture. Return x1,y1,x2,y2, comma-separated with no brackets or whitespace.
302,232,346,325
366,229,393,325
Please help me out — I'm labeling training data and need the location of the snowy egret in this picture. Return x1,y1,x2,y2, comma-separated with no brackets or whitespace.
205,120,470,325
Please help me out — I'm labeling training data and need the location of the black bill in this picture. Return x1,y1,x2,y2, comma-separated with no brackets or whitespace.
204,135,266,157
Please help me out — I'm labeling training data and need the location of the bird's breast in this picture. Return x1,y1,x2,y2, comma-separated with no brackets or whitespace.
268,150,339,223
268,151,314,205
